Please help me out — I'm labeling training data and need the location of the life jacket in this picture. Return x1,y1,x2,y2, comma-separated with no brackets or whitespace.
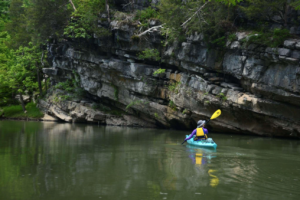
196,128,205,137
195,128,207,139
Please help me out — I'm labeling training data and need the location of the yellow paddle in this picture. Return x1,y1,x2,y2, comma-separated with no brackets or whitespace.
209,109,222,121
181,109,221,145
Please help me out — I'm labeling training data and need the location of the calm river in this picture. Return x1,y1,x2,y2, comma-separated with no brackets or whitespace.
0,121,300,200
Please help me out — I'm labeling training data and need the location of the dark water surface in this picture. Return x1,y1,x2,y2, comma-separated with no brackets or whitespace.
1,121,300,200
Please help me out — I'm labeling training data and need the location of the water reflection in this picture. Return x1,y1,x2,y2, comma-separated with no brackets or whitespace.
186,145,219,187
1,121,300,200
186,145,217,165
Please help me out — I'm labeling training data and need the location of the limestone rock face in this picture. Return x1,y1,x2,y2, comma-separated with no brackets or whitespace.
41,17,300,138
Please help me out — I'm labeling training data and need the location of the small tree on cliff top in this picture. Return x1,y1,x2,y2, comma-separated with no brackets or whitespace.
158,0,241,44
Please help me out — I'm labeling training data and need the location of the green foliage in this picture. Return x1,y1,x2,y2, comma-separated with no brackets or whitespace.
5,0,31,48
240,0,287,22
154,112,160,119
131,35,140,41
24,102,44,118
52,93,71,103
217,92,227,101
65,0,110,39
291,1,300,10
1,104,23,117
228,33,237,42
168,100,177,111
243,29,290,48
54,80,74,92
110,84,119,101
114,11,128,21
212,36,226,47
216,0,242,6
0,43,42,103
1,102,44,118
153,68,166,76
135,7,159,27
204,100,211,104
0,31,12,103
53,72,84,100
126,100,149,110
0,0,10,26
138,48,161,61
158,0,239,45
64,22,91,39
182,109,188,114
168,81,181,93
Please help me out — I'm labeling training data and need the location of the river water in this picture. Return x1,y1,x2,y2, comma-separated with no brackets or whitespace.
0,121,300,200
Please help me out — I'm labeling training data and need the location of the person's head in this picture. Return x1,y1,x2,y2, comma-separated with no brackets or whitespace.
197,120,206,128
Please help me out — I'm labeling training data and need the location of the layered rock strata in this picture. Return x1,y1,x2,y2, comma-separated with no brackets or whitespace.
42,19,300,138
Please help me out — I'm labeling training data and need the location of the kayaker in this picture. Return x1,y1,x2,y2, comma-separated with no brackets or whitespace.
184,120,209,142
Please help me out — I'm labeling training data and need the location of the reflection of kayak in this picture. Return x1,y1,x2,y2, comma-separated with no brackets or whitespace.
186,144,217,153
185,135,217,149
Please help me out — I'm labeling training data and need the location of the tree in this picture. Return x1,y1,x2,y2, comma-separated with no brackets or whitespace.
64,0,110,39
5,0,32,49
0,43,42,112
158,0,240,44
240,0,294,27
0,31,12,106
25,0,73,44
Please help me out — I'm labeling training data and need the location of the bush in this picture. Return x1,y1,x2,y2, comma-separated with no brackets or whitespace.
243,29,290,48
135,7,159,26
0,102,44,118
153,68,166,76
168,81,181,93
2,105,23,117
138,48,161,61
25,102,44,118
169,100,177,111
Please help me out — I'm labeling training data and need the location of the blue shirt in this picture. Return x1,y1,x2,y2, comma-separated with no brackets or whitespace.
185,128,208,141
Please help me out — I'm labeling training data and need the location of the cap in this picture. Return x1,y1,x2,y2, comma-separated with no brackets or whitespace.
197,120,206,128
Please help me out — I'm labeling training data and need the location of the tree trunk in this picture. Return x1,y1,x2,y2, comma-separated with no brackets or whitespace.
45,75,48,92
19,93,26,112
106,0,110,22
36,62,43,95
284,0,291,27
69,0,76,11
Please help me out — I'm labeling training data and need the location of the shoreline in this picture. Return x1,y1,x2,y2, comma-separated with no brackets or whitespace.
0,117,299,140
0,117,42,121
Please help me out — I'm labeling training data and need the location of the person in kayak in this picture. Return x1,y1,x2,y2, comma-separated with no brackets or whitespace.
184,120,208,142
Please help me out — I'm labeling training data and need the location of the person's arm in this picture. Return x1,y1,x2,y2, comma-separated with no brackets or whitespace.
185,129,196,141
204,128,208,139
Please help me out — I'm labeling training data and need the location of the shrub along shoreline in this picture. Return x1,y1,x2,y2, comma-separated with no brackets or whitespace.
0,102,44,120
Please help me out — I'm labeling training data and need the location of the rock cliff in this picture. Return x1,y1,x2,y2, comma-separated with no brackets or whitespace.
40,15,300,138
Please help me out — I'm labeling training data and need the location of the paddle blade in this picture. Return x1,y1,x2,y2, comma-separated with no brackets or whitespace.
210,109,221,120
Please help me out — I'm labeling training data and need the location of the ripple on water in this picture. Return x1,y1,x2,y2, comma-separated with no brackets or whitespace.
218,150,300,199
